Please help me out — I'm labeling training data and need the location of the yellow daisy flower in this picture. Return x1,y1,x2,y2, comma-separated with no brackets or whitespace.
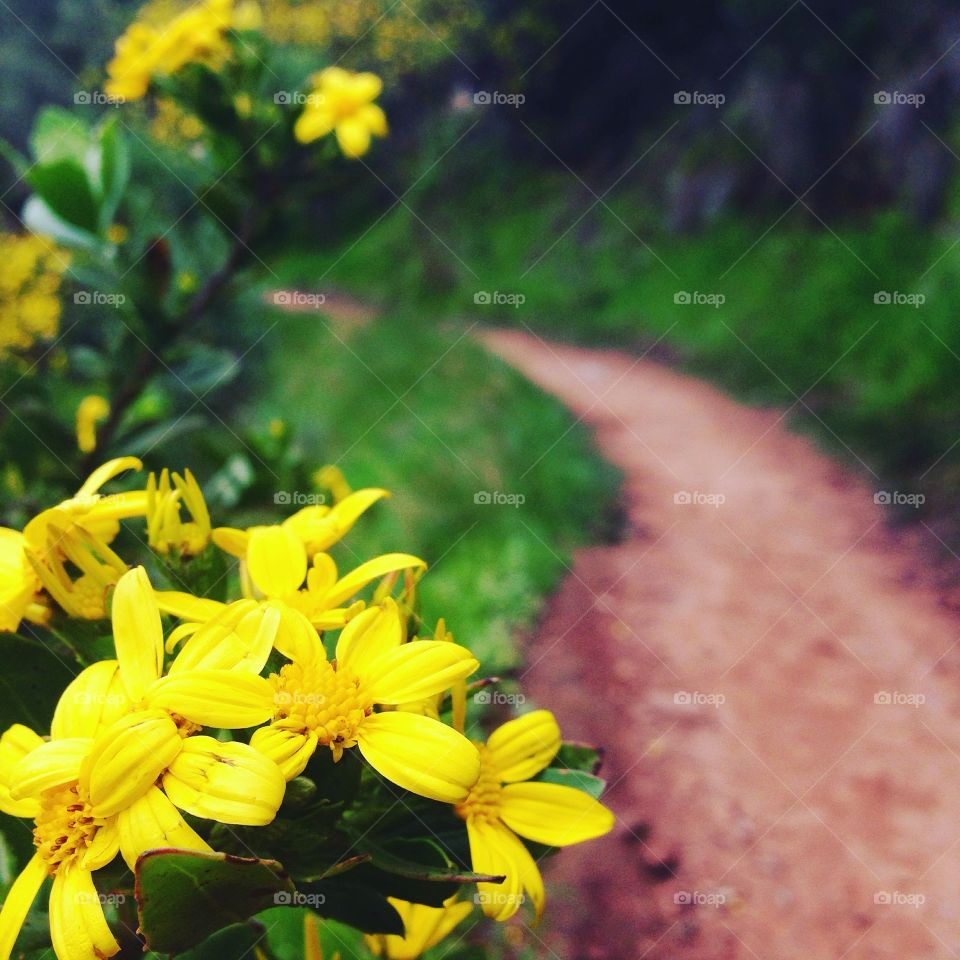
455,710,615,922
293,67,388,158
0,458,146,625
58,566,285,831
249,598,481,802
157,488,423,636
365,897,474,960
145,468,212,556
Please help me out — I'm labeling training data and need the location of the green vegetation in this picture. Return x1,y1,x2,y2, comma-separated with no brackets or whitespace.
301,173,960,532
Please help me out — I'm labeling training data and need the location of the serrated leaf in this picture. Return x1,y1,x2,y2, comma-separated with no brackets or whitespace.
135,848,295,954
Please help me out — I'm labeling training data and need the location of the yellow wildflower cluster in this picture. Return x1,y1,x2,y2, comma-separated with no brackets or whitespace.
0,458,613,959
0,234,70,355
105,0,243,100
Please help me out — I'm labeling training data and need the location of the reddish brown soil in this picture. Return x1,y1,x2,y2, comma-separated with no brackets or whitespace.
482,329,960,960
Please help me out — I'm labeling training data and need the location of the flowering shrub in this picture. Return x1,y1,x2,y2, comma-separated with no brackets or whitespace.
0,459,613,958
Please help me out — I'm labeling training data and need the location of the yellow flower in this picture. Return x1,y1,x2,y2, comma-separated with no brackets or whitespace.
0,233,69,355
75,395,110,454
312,463,352,503
156,487,424,638
455,710,614,922
146,468,211,556
69,566,285,830
1,459,147,628
0,528,48,631
19,457,148,621
294,67,388,158
249,597,481,802
105,0,238,101
365,897,473,960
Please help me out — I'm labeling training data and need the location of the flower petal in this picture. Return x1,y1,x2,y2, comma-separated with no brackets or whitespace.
163,737,285,826
111,566,163,700
145,669,274,728
283,488,388,554
499,782,615,846
369,897,473,959
466,819,526,922
250,723,317,781
486,710,561,783
246,526,307,597
51,660,128,741
324,554,426,608
0,854,46,960
335,598,403,673
11,738,91,801
170,601,277,674
49,865,120,960
361,640,478,705
294,106,336,144
83,710,182,817
154,590,227,622
211,525,250,559
80,820,120,871
0,724,43,817
116,786,210,869
75,456,142,498
357,712,480,803
274,604,326,664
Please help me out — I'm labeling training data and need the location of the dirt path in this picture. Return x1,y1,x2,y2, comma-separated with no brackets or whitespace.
481,329,960,960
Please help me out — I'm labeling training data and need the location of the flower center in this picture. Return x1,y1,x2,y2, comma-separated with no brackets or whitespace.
34,781,102,874
455,745,502,822
71,572,117,620
270,660,372,761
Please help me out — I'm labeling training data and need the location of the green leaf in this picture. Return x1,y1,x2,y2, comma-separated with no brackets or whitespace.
553,741,603,775
365,838,502,885
21,196,101,252
26,158,100,234
0,633,76,733
30,107,89,166
97,116,129,230
135,848,295,954
259,908,368,960
161,921,267,960
536,767,606,800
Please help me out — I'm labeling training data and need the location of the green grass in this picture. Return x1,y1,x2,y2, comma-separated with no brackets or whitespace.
290,175,960,537
250,304,622,673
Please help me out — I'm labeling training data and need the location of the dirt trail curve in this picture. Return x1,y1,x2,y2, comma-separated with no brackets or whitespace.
481,329,960,960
